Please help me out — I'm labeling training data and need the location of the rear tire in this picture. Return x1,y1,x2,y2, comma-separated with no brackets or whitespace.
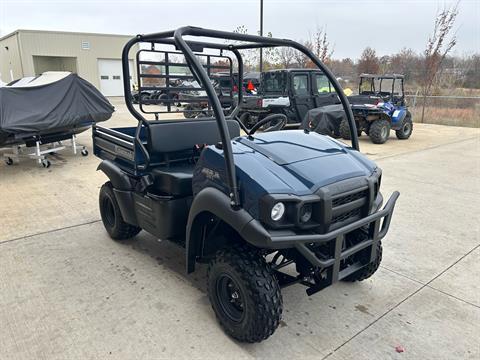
207,244,283,343
395,114,413,140
369,119,391,144
99,182,141,240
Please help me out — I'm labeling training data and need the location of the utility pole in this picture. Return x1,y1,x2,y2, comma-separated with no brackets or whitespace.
259,0,263,72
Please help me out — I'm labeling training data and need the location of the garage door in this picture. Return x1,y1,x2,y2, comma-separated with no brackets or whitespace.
97,59,133,96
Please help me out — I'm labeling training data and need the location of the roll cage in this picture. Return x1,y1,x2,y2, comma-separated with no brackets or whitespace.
121,26,359,208
359,74,405,101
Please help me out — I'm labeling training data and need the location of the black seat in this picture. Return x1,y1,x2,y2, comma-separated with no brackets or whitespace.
146,119,240,197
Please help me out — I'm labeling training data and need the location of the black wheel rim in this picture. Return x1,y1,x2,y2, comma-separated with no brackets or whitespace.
102,196,116,228
215,273,245,323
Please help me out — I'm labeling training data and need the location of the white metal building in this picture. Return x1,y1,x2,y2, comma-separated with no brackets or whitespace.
0,29,138,96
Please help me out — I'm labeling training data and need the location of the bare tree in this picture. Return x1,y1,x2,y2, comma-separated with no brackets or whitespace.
293,40,312,68
357,47,380,75
419,2,458,122
311,26,334,63
232,25,258,71
390,48,418,81
276,47,296,68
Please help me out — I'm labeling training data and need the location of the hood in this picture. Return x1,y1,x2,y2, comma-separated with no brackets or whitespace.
231,130,377,195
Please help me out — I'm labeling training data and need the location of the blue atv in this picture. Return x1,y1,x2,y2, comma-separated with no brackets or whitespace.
92,27,399,343
340,74,413,144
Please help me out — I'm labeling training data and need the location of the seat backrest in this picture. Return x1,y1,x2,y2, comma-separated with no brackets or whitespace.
147,119,240,156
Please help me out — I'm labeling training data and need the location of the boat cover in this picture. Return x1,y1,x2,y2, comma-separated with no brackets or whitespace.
0,72,114,140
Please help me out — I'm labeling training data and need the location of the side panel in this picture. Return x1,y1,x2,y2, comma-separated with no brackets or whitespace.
390,107,407,129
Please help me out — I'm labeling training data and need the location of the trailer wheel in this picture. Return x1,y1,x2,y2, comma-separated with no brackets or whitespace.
183,104,201,118
395,114,413,140
99,182,141,240
81,148,89,156
343,241,383,282
5,157,13,166
369,119,391,144
158,93,169,106
42,159,51,168
207,244,283,343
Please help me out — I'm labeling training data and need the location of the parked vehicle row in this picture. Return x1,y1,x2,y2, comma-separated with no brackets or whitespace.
131,66,413,146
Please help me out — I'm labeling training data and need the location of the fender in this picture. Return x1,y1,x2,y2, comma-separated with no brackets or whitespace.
390,108,408,125
97,160,133,190
185,187,257,273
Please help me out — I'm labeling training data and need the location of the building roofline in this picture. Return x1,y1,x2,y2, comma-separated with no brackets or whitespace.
0,30,20,42
0,29,135,42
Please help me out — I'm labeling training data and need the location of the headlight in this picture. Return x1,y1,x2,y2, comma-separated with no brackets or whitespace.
299,204,312,223
271,202,285,222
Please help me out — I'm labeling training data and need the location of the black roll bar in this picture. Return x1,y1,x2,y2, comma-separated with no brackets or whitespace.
121,26,360,207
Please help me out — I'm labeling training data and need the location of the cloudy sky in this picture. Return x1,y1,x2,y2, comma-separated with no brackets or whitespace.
0,0,478,59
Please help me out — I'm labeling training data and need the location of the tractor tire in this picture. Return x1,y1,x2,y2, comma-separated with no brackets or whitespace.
339,119,351,140
369,119,391,144
395,114,413,140
207,244,283,343
339,119,361,139
99,182,141,240
343,241,383,282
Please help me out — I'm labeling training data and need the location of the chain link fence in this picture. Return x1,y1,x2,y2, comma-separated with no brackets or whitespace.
406,94,480,128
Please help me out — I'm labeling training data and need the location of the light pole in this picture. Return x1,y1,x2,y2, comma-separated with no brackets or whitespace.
259,0,263,72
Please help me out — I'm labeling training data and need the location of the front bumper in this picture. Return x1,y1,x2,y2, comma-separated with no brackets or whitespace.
242,191,399,284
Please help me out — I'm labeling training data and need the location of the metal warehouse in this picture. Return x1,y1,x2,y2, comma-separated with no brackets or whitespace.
0,29,137,96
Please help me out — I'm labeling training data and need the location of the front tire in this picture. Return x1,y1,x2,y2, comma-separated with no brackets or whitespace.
395,114,413,140
343,241,383,282
369,119,391,144
99,182,141,240
207,244,283,343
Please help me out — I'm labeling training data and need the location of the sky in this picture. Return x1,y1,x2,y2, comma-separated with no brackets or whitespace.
0,0,478,59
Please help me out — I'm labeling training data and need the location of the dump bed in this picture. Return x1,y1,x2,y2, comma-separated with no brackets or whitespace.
92,125,147,174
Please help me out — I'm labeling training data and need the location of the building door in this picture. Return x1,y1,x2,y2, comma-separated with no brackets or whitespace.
98,59,133,96
33,56,78,75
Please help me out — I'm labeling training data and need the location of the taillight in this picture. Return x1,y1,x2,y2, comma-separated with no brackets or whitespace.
257,99,263,107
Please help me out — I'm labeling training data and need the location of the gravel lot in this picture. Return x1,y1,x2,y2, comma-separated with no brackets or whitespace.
1,98,479,359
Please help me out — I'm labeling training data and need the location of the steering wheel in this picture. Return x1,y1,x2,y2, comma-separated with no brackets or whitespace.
246,113,288,135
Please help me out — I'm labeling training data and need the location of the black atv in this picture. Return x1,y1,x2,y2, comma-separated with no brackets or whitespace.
92,27,399,343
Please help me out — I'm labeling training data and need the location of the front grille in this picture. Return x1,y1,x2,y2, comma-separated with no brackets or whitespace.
329,188,369,229
332,190,367,207
314,179,373,234
331,208,362,225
